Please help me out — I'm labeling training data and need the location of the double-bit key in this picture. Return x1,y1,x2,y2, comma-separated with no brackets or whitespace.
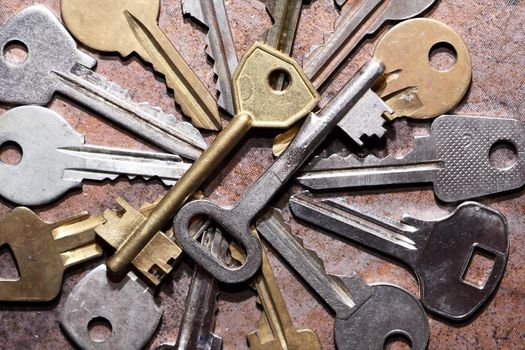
290,192,509,320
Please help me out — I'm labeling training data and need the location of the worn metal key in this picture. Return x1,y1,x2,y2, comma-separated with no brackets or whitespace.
106,43,319,281
0,106,191,206
290,192,509,320
256,208,429,349
298,115,525,202
0,6,205,159
61,0,221,130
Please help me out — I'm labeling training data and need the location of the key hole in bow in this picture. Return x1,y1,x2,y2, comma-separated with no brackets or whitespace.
489,140,518,170
429,42,457,72
88,317,113,343
0,141,23,166
2,40,29,65
0,244,20,280
462,247,496,289
384,333,412,350
268,69,291,92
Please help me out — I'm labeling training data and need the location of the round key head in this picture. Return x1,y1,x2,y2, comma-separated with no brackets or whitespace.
233,42,320,128
374,18,472,119
61,0,160,58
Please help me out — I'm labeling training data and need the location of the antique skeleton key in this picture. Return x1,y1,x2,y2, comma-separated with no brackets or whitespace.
0,106,191,206
61,0,221,130
0,6,205,160
173,59,383,283
290,192,509,320
256,208,429,349
104,43,319,282
183,0,238,115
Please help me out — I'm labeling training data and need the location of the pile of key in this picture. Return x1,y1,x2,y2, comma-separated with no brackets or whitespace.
0,0,518,349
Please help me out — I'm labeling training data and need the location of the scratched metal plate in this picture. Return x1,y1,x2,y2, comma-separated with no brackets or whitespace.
0,0,523,349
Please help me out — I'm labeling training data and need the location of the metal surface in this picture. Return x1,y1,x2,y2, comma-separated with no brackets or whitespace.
172,59,383,283
0,5,205,160
255,208,429,350
61,0,221,131
0,106,191,206
60,264,162,350
106,42,319,282
290,192,509,320
298,114,525,202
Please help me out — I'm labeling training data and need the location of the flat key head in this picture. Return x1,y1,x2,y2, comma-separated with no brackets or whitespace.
374,18,472,119
367,0,438,34
233,42,319,128
61,0,160,58
0,6,96,105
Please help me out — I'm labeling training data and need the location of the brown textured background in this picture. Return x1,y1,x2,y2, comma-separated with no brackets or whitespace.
0,0,524,349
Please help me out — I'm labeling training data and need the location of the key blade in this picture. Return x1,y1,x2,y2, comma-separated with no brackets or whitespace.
262,0,303,55
366,0,438,34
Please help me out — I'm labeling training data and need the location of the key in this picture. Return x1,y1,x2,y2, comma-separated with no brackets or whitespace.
60,264,162,350
183,0,238,115
304,0,437,88
290,192,509,320
61,0,221,131
0,106,192,206
256,208,429,349
172,59,383,283
298,114,525,202
0,6,206,160
105,42,319,281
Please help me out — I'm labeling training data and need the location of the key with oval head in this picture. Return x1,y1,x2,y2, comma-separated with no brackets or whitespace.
0,6,205,160
256,208,429,350
172,59,384,283
105,42,319,281
0,106,192,206
290,192,509,320
61,0,221,131
60,264,162,350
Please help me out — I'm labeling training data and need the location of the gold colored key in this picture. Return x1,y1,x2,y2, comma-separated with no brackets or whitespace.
60,0,221,130
105,42,319,279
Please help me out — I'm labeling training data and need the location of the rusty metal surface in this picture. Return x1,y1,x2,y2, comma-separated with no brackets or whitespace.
0,0,523,349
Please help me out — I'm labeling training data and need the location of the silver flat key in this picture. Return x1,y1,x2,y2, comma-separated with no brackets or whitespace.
256,208,429,350
0,106,191,206
0,6,206,160
60,264,162,350
298,114,525,202
183,0,238,115
290,192,509,320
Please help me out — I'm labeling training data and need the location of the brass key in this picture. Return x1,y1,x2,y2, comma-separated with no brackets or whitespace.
105,42,319,279
60,0,221,130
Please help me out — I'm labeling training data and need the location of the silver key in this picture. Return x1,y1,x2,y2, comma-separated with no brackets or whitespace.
60,264,162,350
0,106,191,206
183,0,238,115
298,114,525,202
0,6,206,160
256,208,429,350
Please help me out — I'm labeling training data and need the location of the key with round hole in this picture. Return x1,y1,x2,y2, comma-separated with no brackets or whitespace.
172,59,383,283
290,192,509,320
0,6,206,160
298,114,525,202
255,208,429,350
61,0,221,131
0,106,192,206
105,42,319,280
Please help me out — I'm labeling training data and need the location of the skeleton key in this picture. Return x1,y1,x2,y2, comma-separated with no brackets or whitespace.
0,6,205,160
298,115,525,202
290,192,509,320
183,0,238,115
0,106,191,206
61,0,221,130
105,42,319,281
256,208,429,349
304,0,437,87
172,59,383,283
60,264,162,350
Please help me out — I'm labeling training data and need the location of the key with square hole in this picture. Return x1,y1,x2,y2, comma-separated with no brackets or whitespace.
0,106,192,206
105,42,319,282
255,208,429,349
0,6,206,160
172,59,383,283
60,264,162,350
61,0,221,131
290,192,509,320
298,114,525,202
